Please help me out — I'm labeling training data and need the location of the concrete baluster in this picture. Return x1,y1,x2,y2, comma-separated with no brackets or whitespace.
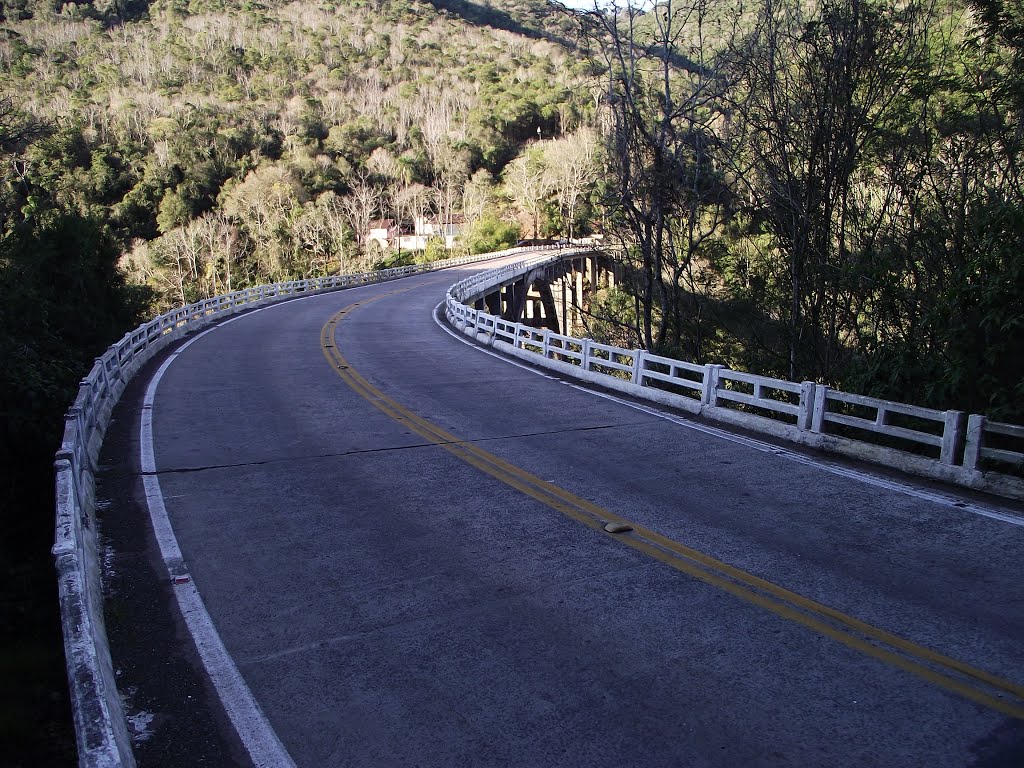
701,364,722,407
631,349,644,385
52,456,78,554
962,414,986,472
811,386,829,433
581,338,591,371
96,358,111,398
874,406,889,428
940,410,966,465
106,345,123,382
797,382,816,431
75,385,92,431
71,405,89,465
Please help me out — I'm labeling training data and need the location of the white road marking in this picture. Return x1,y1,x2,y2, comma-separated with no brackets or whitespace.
134,266,516,767
141,306,298,768
432,302,1024,528
431,302,558,380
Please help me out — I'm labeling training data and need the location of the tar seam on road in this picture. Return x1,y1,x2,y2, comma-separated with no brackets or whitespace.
141,305,299,768
323,298,1024,721
130,421,654,477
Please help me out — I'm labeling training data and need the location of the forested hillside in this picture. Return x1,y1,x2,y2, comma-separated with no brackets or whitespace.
1,0,591,305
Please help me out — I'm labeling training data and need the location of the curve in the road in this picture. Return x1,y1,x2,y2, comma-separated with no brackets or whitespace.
323,290,1024,721
141,305,299,768
112,257,1024,767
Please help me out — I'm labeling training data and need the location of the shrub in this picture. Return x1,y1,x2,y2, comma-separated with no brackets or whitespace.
463,214,519,254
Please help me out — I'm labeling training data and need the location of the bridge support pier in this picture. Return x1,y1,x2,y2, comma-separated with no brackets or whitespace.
485,292,501,316
537,282,560,334
505,282,520,320
474,251,616,337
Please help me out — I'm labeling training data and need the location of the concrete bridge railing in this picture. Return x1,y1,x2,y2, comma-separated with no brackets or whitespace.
53,246,554,768
55,245,1024,766
443,253,1024,501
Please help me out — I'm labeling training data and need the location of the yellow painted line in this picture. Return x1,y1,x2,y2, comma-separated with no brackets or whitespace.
320,299,1024,720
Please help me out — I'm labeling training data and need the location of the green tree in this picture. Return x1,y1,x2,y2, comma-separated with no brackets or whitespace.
735,0,936,381
463,213,520,253
157,190,190,233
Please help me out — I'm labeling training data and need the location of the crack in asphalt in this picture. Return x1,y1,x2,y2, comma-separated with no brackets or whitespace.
117,419,658,477
235,560,654,667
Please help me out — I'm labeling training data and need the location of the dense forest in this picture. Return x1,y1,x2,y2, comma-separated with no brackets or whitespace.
0,0,595,303
571,0,1023,426
1,0,1022,762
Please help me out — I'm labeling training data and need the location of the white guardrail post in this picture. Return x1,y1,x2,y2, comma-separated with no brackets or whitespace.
940,410,966,465
797,382,816,432
702,364,722,407
811,385,829,433
963,414,985,472
630,349,644,385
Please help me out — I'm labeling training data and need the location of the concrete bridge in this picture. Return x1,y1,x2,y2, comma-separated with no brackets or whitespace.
473,250,620,335
57,252,1024,767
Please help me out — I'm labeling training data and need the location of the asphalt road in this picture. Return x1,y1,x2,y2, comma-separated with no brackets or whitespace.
96,256,1024,767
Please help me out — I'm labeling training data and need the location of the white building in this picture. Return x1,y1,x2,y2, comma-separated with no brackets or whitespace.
365,216,466,251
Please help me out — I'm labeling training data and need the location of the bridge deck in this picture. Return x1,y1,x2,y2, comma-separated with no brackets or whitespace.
96,255,1024,767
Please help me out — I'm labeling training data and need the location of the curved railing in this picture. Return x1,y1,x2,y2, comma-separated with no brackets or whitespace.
53,247,551,768
443,255,1024,501
56,244,1024,765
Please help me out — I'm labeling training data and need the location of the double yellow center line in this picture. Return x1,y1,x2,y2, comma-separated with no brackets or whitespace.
321,294,1024,720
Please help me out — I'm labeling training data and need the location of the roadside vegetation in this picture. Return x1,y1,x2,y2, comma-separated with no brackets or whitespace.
567,0,1024,425
0,96,145,766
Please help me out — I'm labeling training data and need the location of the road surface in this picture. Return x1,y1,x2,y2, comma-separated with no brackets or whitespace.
95,255,1024,767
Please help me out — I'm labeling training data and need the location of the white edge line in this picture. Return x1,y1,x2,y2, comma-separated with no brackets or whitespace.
431,302,1024,528
141,304,298,768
